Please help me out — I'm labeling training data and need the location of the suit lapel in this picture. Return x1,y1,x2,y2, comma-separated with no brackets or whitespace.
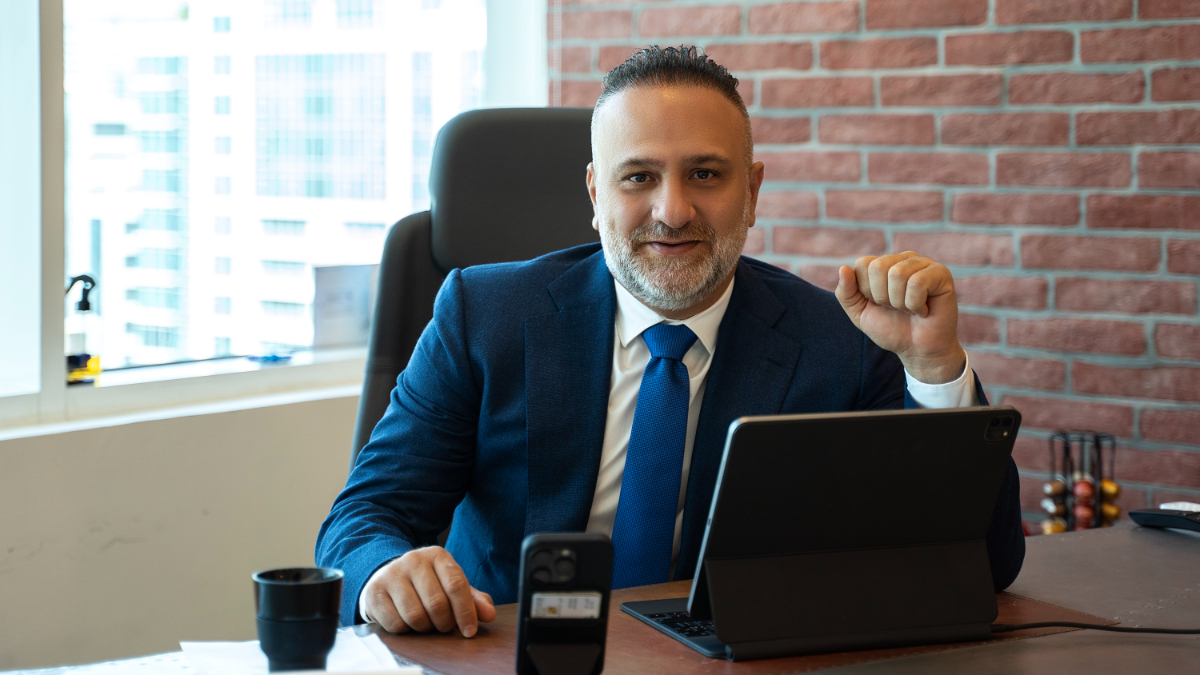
675,261,802,579
524,251,616,535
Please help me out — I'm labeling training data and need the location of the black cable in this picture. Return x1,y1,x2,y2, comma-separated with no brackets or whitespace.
993,622,1200,635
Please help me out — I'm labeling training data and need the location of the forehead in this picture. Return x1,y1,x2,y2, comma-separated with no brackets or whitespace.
591,85,747,167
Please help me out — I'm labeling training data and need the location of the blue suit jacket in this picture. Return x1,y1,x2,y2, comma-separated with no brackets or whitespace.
316,244,1025,624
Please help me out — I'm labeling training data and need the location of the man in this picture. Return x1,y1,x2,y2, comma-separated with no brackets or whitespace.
316,46,1024,639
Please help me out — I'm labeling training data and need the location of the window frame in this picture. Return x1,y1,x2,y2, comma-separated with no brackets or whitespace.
1,0,545,432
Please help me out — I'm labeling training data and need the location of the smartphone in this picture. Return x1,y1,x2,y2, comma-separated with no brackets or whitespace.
515,533,612,675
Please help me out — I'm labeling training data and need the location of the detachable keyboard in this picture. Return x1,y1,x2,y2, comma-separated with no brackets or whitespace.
620,597,727,658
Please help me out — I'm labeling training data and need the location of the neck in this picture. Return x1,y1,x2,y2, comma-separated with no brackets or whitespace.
630,269,736,321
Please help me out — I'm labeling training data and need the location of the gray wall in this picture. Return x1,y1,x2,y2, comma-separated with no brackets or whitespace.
0,394,358,670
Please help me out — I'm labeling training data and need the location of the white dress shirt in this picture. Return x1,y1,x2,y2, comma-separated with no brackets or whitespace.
360,273,976,620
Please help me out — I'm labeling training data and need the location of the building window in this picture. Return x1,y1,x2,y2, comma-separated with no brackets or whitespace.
267,0,313,27
138,57,183,74
262,260,305,275
215,216,232,234
94,123,126,135
262,300,306,315
213,16,231,32
263,219,306,235
126,323,181,348
214,96,231,114
140,130,181,153
215,337,232,356
215,257,232,275
126,287,182,309
126,208,185,233
214,55,231,74
215,176,232,194
255,54,386,200
125,248,184,270
412,52,433,210
140,91,185,114
214,297,232,314
337,0,374,27
215,136,232,154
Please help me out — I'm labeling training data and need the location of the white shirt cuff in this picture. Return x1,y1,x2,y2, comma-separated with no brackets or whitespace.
904,351,977,409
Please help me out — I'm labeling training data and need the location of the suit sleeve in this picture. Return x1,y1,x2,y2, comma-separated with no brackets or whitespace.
856,334,1026,591
315,269,481,624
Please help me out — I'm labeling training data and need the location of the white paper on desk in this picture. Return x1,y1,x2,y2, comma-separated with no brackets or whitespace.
180,628,418,675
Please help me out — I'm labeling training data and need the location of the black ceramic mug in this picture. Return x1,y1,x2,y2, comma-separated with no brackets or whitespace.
252,567,344,671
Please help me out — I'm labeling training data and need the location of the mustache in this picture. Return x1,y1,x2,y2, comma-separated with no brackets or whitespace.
629,220,717,247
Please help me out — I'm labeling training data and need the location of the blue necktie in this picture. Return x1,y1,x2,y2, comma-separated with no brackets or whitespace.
611,323,698,589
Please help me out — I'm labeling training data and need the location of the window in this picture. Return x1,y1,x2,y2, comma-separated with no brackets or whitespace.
338,0,374,28
262,300,306,315
263,219,305,236
214,96,231,114
214,297,232,314
215,176,232,194
215,136,231,154
262,260,305,276
5,0,541,428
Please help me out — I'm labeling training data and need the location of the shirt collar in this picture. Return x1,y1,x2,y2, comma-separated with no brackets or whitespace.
613,274,736,356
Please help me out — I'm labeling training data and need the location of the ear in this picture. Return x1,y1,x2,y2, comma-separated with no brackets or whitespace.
746,160,765,228
586,162,600,231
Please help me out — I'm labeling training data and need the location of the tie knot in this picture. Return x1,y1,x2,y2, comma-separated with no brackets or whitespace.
642,323,698,361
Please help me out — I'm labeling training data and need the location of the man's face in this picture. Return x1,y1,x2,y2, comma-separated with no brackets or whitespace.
587,85,765,314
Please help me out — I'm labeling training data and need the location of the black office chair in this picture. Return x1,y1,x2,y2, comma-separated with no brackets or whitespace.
350,107,599,467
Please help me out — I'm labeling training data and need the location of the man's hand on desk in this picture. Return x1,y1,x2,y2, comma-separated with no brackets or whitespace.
835,252,967,385
362,546,496,637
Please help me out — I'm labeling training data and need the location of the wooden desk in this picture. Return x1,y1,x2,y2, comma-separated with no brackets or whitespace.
370,523,1200,674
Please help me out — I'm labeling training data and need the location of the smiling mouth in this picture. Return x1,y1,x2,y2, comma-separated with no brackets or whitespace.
645,240,704,256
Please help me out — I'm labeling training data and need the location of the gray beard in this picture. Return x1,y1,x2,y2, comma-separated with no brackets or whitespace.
599,209,748,313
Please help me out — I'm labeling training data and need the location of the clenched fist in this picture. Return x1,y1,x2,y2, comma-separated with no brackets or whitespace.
361,546,496,637
834,251,966,384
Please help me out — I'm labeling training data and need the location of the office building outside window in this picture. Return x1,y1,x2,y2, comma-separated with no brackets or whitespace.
63,0,487,368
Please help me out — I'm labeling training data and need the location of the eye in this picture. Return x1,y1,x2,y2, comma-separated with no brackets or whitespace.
627,173,650,184
694,169,716,180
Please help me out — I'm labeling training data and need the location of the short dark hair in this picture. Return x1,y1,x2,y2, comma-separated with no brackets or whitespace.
593,45,753,165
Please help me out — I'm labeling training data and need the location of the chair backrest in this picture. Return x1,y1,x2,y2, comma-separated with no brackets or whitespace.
351,107,599,466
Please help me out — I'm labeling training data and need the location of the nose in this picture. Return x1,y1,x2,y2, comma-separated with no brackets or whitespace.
651,174,696,230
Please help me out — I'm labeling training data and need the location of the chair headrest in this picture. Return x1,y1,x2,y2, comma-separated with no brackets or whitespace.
429,107,600,272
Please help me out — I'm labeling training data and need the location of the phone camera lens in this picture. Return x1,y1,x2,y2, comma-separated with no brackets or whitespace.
990,418,999,427
553,559,575,580
532,567,551,583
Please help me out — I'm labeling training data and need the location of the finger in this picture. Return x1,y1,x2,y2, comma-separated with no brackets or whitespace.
392,575,435,633
906,265,953,318
431,553,479,637
410,563,457,633
473,588,497,623
867,252,919,306
366,584,411,634
887,257,931,313
834,265,866,326
852,257,877,306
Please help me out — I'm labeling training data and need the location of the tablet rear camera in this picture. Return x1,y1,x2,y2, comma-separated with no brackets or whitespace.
985,415,1016,441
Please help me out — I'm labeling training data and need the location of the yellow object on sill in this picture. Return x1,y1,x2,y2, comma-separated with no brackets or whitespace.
67,355,102,385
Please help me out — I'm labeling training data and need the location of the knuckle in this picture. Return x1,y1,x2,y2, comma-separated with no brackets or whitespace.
400,606,429,630
425,594,451,616
443,573,470,596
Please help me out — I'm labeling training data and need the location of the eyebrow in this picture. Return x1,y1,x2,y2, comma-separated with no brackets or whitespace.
614,154,734,173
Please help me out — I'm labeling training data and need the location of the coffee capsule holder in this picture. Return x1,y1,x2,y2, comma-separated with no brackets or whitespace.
1041,431,1122,535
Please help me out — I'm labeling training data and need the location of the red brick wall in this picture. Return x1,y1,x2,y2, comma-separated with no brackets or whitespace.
548,0,1200,523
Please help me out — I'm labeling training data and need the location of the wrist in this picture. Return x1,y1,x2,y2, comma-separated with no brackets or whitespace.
900,344,966,385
